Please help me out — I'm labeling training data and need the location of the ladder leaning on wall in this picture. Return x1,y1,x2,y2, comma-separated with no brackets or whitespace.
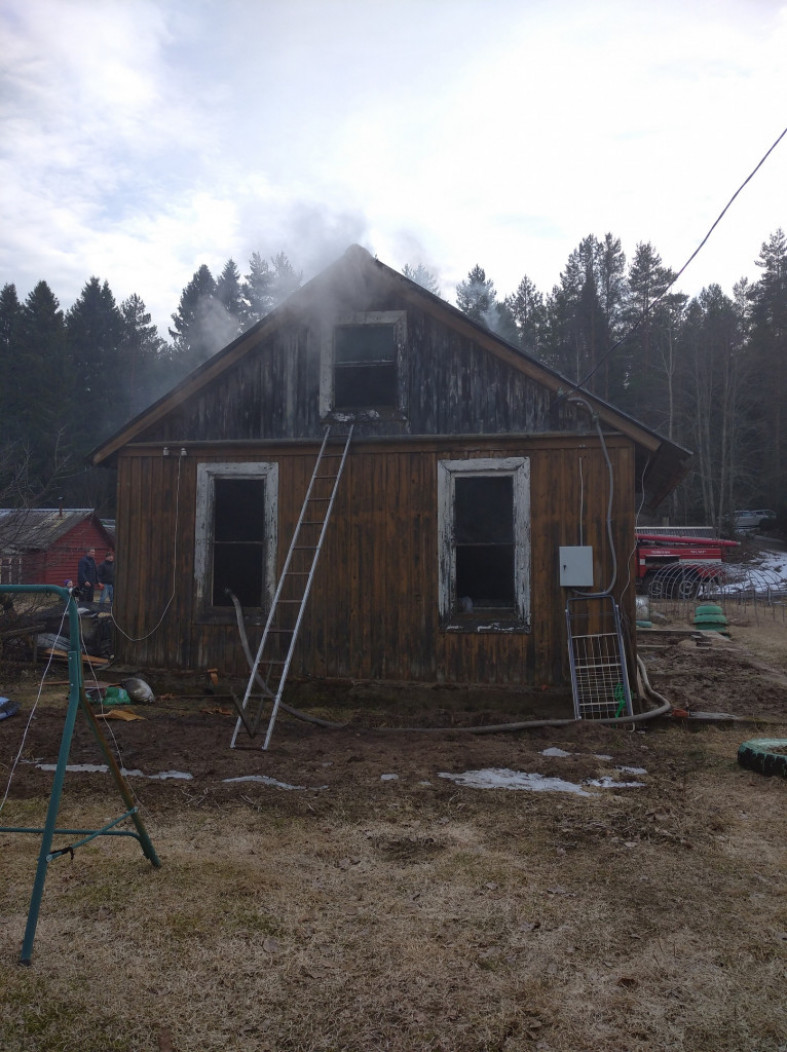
230,425,354,750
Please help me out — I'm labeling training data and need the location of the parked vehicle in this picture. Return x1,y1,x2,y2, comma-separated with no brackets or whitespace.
734,509,777,531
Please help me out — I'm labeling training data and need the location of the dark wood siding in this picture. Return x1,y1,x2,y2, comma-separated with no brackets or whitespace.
113,434,635,688
134,305,571,446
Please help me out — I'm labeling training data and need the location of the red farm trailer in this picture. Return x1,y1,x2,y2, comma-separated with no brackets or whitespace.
635,529,740,596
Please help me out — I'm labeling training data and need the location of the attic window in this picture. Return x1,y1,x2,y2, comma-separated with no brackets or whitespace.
194,462,278,618
438,457,531,631
334,324,396,408
320,311,407,417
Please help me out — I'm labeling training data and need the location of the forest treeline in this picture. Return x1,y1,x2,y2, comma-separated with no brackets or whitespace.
0,231,784,530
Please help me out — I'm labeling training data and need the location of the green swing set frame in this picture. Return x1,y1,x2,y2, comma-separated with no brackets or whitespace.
0,584,160,965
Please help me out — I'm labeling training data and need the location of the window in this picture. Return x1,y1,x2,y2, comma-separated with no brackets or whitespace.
194,462,278,615
320,311,406,417
334,323,396,408
438,457,530,629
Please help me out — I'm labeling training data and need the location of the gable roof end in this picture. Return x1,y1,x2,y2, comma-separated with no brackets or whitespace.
88,245,692,509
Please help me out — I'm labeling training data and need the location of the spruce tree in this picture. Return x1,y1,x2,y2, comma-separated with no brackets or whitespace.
65,277,125,448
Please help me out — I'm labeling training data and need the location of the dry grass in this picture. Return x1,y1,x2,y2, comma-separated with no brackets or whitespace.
1,625,786,1051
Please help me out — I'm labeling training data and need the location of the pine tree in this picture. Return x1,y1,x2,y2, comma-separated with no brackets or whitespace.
65,277,125,448
241,252,273,327
749,228,787,509
455,265,496,324
621,242,676,426
119,293,167,418
402,263,440,296
269,253,302,306
0,284,23,441
16,282,69,495
505,275,545,356
169,264,231,370
215,258,245,336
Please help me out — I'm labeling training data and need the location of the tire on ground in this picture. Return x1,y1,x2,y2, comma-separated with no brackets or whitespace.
737,738,787,778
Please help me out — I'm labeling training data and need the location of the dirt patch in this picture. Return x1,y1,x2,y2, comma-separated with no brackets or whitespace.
0,614,785,1052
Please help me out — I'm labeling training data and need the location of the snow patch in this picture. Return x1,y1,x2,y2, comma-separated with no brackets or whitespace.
439,768,592,796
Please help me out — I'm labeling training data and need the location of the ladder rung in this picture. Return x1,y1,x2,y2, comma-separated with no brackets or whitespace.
231,423,353,750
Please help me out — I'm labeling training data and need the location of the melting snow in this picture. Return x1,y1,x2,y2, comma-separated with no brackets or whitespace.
586,777,646,789
439,768,592,795
541,747,572,757
34,762,193,780
439,764,647,794
35,763,108,774
222,774,315,790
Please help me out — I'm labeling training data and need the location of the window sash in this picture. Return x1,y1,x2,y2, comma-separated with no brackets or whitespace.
194,462,278,615
438,457,530,628
320,311,407,417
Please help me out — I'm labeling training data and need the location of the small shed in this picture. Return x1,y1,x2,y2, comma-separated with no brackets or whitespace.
91,246,691,692
0,508,114,586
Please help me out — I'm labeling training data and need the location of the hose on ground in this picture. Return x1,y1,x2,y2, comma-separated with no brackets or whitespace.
229,592,673,736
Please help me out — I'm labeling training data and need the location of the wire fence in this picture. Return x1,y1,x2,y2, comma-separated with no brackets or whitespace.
642,560,787,624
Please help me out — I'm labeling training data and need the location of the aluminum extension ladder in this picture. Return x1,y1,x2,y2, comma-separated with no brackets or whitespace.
566,594,634,720
230,425,353,750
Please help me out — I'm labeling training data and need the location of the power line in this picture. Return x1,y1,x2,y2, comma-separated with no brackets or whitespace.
570,123,787,393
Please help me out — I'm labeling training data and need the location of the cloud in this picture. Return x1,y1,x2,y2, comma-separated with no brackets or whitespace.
0,0,785,339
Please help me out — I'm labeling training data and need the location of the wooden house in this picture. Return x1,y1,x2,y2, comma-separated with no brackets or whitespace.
0,507,114,586
90,246,690,691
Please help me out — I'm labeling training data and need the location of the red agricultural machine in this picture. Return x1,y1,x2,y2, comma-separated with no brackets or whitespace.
635,528,740,598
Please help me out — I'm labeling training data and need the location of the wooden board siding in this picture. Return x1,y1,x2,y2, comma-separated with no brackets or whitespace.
112,434,635,688
133,306,564,448
12,520,113,586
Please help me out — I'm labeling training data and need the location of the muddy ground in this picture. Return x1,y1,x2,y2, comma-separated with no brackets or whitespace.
3,605,785,793
0,604,785,1052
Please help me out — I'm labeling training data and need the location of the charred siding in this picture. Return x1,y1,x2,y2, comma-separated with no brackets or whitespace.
136,308,560,445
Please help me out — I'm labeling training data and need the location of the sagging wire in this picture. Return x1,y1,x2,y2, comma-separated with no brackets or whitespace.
0,596,70,816
565,123,787,396
112,452,183,643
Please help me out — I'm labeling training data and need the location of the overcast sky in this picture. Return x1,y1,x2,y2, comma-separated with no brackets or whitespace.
1,0,785,338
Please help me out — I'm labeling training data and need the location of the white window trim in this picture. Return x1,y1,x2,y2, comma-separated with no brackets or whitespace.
437,457,531,630
319,310,407,418
194,462,279,611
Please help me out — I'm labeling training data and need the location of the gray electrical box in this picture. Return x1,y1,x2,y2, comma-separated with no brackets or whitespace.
559,546,594,587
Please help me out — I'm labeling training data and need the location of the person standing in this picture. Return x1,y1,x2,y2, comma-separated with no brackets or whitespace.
77,547,99,602
98,550,115,606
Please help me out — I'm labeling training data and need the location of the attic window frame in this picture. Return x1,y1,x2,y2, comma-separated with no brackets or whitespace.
438,457,531,632
194,461,279,621
320,311,407,419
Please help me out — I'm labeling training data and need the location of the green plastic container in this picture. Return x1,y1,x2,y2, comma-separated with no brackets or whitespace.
103,686,131,705
693,603,728,632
